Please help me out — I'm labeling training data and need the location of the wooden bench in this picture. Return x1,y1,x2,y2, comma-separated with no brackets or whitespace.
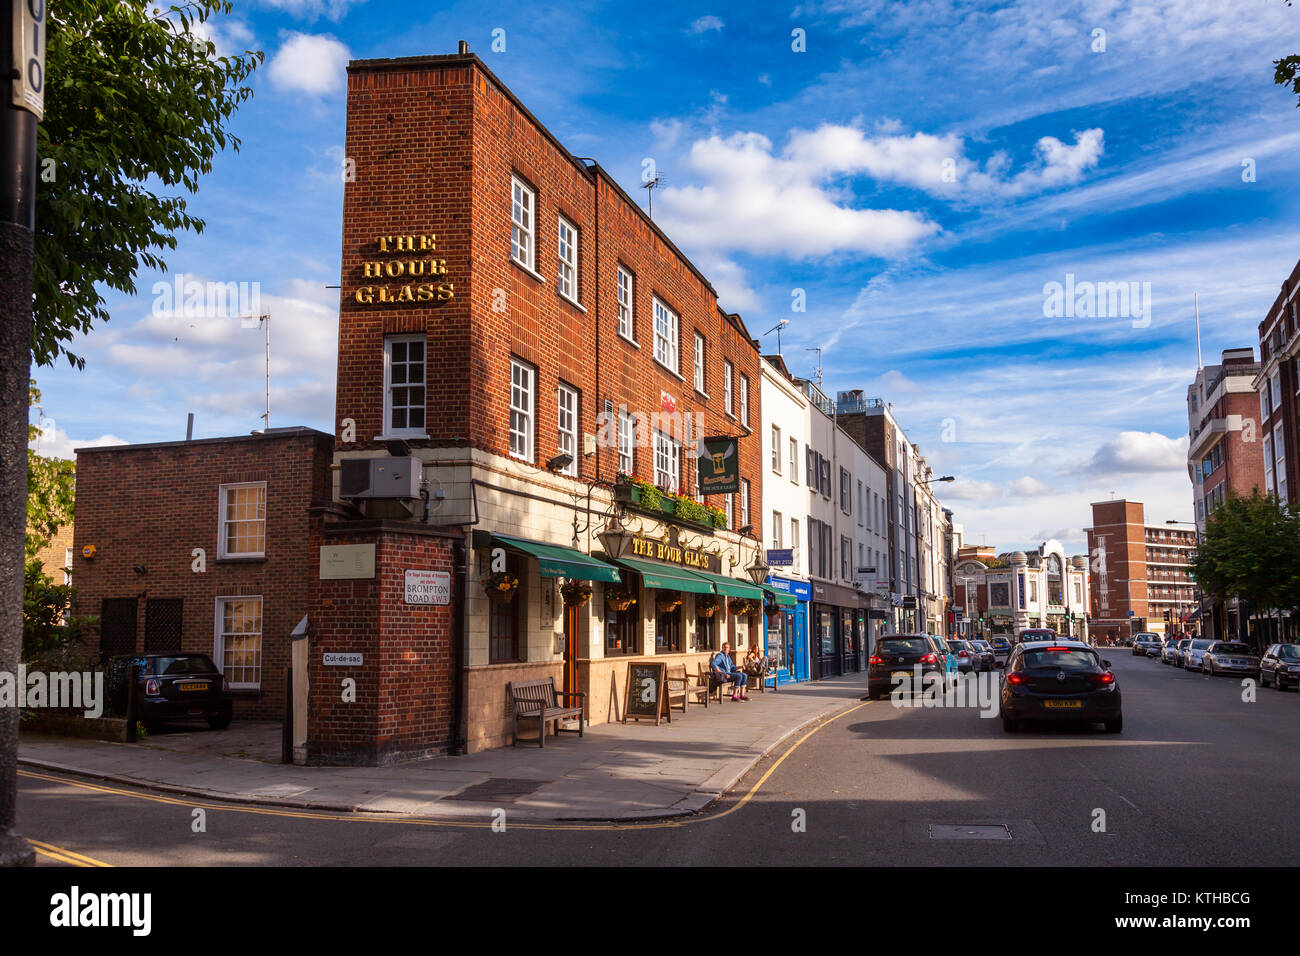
745,658,777,694
697,659,741,704
666,663,708,712
508,678,585,748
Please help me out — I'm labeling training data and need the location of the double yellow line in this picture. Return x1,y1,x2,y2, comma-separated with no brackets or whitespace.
28,839,113,868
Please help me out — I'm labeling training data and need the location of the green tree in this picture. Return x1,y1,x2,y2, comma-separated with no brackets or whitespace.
1274,1,1300,107
26,382,75,560
34,0,263,368
1191,490,1300,639
22,560,96,671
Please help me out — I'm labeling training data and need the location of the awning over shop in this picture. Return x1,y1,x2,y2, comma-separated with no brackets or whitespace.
759,584,798,607
613,556,714,594
689,569,765,600
491,533,622,583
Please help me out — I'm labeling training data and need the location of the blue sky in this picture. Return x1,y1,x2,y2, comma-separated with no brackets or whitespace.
28,0,1300,552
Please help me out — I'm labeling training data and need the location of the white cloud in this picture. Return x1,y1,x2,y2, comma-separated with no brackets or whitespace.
1086,431,1189,474
29,424,127,460
687,15,725,34
1009,476,1051,497
650,118,684,150
945,479,1003,502
267,33,351,96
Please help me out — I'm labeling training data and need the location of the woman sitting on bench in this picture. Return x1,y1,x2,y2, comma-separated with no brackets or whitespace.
712,642,749,701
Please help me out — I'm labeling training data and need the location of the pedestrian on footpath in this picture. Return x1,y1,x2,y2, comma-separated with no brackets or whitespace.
712,642,749,701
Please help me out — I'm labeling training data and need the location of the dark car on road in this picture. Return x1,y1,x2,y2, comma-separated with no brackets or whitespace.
1260,643,1300,690
969,640,997,672
868,635,950,699
999,640,1122,733
106,653,233,731
1132,633,1162,657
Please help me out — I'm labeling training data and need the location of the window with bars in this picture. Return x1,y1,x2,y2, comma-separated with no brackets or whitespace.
384,335,426,435
510,358,535,462
557,216,579,303
218,482,266,559
215,596,262,689
511,176,535,270
557,383,578,476
653,297,678,371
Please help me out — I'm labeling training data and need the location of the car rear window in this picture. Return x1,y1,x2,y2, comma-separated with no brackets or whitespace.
1213,644,1251,655
1021,649,1098,669
879,639,929,654
1191,640,1213,650
153,655,218,675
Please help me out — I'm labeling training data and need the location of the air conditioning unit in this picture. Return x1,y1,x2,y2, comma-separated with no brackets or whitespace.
340,457,422,499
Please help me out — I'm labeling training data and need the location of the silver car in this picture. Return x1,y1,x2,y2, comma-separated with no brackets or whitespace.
1182,638,1215,670
1200,641,1260,677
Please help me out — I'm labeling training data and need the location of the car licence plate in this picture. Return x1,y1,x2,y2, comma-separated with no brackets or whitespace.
1043,700,1082,709
179,682,210,693
891,671,911,680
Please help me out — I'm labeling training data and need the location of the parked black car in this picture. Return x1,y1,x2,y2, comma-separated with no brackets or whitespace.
1260,643,1300,690
868,635,950,699
106,653,234,730
999,640,1122,733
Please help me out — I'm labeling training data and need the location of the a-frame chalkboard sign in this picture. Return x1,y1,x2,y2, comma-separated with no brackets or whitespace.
623,661,669,724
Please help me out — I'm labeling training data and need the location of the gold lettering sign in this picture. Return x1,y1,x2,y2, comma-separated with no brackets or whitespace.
629,534,714,571
354,233,455,306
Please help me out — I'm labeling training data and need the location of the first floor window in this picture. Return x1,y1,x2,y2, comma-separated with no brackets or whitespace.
772,510,782,548
724,494,734,528
654,430,680,492
216,596,262,689
219,482,266,558
791,519,800,561
510,358,535,461
740,479,750,529
618,408,635,475
384,334,426,435
557,383,578,475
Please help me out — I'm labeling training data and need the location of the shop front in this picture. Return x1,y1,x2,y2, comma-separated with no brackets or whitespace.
812,580,862,679
760,579,804,683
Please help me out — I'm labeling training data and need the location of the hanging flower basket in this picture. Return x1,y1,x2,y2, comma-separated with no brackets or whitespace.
696,594,720,618
484,571,520,604
728,597,757,616
655,592,683,614
605,585,637,612
561,579,593,608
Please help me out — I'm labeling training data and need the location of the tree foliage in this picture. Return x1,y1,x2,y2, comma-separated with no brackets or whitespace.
1275,1,1300,107
26,383,76,560
34,1,263,368
1190,490,1300,614
23,560,96,670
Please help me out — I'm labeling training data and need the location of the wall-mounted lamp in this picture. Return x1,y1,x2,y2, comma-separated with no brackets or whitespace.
546,453,574,472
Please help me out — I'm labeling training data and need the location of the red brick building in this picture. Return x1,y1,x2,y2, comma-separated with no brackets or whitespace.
1187,347,1265,531
1254,257,1300,509
334,48,767,752
71,428,334,721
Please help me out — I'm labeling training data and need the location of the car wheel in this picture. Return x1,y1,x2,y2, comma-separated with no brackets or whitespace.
1275,675,1287,692
1104,715,1123,734
1261,670,1270,687
206,714,232,730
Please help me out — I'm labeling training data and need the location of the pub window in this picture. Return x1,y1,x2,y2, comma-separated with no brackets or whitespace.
556,382,579,476
218,482,266,559
656,601,683,654
489,556,522,663
557,215,579,304
694,611,717,652
383,334,426,436
604,582,639,656
509,357,535,462
510,175,535,271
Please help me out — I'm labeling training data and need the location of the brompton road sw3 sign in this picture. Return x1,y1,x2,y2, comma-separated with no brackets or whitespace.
354,234,455,305
404,569,451,605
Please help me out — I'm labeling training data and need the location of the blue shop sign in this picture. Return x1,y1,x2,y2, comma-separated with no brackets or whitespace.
767,575,811,601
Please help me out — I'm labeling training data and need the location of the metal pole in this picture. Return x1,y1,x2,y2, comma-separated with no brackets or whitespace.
263,313,270,430
0,0,43,868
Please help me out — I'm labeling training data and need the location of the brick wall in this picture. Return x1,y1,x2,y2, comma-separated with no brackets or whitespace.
70,429,334,720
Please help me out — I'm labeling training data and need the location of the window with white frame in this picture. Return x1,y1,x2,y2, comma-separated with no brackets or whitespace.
791,518,800,558
739,374,749,426
771,425,781,473
509,358,535,462
740,479,750,528
724,494,734,528
383,334,426,435
789,437,798,483
1275,422,1287,501
1261,386,1272,421
1265,434,1274,491
723,362,734,416
510,175,535,270
772,511,783,548
654,430,680,492
1271,372,1283,411
617,266,635,340
653,297,678,371
215,596,262,689
557,216,579,303
618,408,635,475
857,480,864,526
557,383,578,475
694,333,706,393
218,482,266,558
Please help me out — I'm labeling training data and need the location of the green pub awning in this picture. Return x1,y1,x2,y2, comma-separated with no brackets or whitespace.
688,568,765,600
491,533,622,583
613,557,714,595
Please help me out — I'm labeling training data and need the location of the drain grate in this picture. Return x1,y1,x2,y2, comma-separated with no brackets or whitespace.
445,777,547,803
929,823,1012,841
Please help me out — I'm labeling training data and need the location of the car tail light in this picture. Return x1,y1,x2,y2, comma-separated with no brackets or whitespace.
1045,646,1070,652
145,678,160,695
868,656,882,665
957,650,969,657
1090,671,1115,685
1005,672,1026,685
920,653,937,664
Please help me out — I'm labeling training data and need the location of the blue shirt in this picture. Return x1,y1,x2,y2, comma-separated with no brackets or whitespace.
712,651,734,673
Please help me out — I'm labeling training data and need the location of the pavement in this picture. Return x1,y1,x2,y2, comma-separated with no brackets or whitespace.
18,671,870,821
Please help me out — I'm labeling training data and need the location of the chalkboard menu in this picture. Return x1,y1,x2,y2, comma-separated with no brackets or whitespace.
623,661,667,725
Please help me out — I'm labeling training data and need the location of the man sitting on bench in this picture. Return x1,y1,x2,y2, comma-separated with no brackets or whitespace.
711,642,749,701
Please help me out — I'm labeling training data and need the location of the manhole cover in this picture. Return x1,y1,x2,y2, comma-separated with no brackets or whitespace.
445,777,547,803
929,823,1012,841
